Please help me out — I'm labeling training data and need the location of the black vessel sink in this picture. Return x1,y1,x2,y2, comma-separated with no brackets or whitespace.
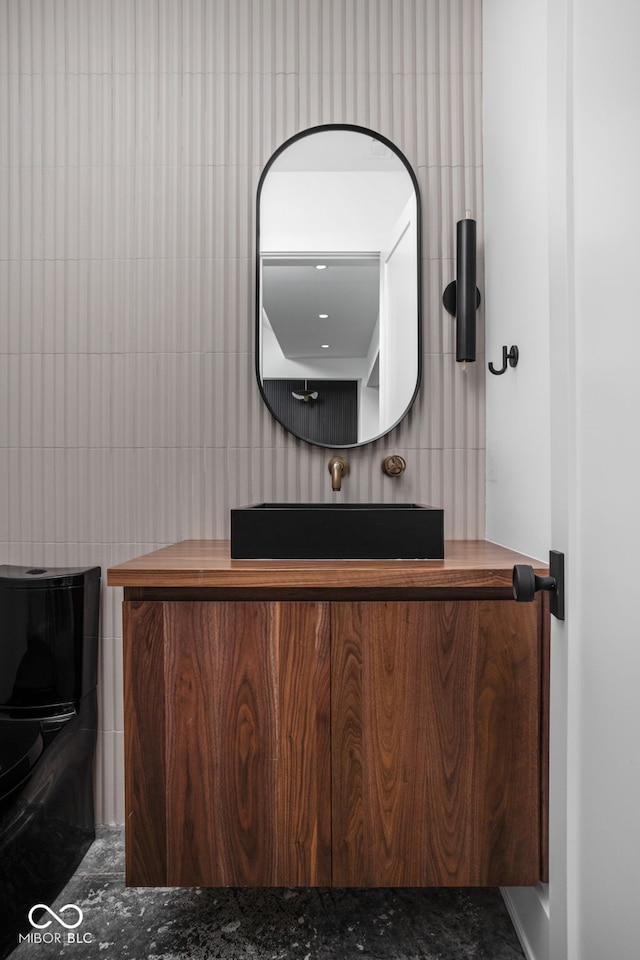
230,503,444,560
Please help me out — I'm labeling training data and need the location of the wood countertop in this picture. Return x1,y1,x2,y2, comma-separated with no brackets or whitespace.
108,540,547,595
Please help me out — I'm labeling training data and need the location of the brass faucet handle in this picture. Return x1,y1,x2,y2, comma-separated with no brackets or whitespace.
382,454,406,477
328,456,349,492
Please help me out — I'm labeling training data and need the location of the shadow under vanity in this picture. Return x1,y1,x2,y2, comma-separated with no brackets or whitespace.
107,539,549,890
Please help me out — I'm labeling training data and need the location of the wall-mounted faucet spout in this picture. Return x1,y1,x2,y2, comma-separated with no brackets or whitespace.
328,456,349,492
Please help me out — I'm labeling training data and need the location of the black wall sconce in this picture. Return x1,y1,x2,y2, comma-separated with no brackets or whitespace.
442,212,481,365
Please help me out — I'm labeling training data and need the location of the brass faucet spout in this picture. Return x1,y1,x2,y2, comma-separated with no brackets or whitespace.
328,456,349,492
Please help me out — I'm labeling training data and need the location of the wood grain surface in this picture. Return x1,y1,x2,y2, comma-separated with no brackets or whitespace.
331,599,542,886
540,591,550,883
124,600,331,887
123,601,167,886
108,540,548,591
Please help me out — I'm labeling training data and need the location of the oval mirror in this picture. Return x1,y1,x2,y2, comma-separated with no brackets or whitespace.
256,124,421,448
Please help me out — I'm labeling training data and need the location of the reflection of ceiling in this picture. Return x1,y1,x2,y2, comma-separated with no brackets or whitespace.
262,258,380,359
271,129,403,172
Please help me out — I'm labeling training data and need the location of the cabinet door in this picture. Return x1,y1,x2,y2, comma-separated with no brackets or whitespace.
331,599,544,886
124,600,331,887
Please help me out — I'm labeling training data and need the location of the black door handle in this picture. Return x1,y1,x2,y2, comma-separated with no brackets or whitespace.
512,565,556,600
512,550,565,620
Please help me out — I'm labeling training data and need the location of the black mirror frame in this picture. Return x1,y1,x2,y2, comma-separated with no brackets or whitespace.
255,123,422,449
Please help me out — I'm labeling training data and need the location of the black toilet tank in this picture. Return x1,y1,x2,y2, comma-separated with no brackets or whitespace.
0,566,101,712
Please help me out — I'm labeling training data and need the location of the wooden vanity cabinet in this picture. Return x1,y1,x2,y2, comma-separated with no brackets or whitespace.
120,578,548,888
331,599,545,887
124,599,332,888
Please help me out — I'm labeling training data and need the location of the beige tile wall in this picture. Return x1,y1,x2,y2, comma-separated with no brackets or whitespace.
0,0,484,823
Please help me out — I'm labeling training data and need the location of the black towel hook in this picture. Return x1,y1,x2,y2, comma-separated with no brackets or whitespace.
488,345,519,375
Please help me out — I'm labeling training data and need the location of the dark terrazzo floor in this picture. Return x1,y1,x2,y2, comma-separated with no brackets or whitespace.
8,828,525,960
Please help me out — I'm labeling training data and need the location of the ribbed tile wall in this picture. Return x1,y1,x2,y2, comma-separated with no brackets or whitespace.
0,0,484,824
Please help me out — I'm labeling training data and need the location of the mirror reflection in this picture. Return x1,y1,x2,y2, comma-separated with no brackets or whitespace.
257,125,421,447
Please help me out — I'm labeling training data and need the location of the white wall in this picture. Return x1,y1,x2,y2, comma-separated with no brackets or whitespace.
570,1,640,955
485,1,640,958
0,0,486,824
484,0,551,564
260,171,412,252
380,196,419,430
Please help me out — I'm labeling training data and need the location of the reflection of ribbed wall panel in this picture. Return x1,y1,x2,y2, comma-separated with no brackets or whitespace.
0,0,484,824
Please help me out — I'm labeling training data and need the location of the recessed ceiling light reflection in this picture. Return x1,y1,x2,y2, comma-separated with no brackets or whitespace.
315,264,328,270
318,313,329,319
321,344,330,349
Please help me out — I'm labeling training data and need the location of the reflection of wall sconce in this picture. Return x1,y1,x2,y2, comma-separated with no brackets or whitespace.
442,211,481,365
